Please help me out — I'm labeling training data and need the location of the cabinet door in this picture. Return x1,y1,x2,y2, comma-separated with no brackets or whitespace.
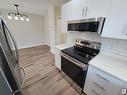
86,0,111,18
105,78,124,95
62,0,86,21
84,65,110,95
101,0,127,40
84,65,127,95
62,1,72,33
62,1,72,21
54,47,61,70
70,0,85,20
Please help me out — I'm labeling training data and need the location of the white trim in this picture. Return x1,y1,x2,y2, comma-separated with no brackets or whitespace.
50,50,55,54
18,44,45,49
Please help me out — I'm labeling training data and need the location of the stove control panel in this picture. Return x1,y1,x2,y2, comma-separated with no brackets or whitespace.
75,39,101,50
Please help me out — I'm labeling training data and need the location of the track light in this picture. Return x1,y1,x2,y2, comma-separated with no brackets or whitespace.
14,15,19,20
20,16,24,21
8,14,12,19
7,4,29,22
26,17,29,22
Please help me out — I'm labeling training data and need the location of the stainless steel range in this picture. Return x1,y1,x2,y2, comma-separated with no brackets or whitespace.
61,39,101,93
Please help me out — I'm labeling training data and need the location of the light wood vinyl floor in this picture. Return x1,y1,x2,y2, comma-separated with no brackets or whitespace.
19,45,81,95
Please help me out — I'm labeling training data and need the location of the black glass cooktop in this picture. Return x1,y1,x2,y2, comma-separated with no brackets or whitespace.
62,46,99,64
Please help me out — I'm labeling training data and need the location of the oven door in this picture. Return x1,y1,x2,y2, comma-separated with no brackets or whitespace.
61,53,88,89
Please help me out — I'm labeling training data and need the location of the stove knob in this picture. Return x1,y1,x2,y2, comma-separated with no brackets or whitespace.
121,88,127,95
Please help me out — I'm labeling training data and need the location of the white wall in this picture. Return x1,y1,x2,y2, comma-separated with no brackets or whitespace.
0,9,45,49
66,32,127,57
47,6,56,53
44,13,50,46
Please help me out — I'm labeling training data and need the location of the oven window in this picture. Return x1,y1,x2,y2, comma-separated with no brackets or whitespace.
61,56,87,88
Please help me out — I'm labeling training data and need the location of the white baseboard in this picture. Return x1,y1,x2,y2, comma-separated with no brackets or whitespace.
18,44,45,49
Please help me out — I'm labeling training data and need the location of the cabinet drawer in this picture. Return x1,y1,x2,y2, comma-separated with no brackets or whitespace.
84,65,127,95
84,65,111,94
90,89,104,95
92,70,110,89
90,82,106,95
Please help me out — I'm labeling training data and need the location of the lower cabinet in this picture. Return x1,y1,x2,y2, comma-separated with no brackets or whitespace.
83,65,127,95
54,47,61,70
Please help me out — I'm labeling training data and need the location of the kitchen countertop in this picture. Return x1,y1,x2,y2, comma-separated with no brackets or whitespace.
89,51,127,83
55,43,73,50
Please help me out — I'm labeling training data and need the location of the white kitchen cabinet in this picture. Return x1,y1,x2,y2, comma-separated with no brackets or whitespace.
62,0,111,20
61,1,71,33
84,65,127,95
69,0,85,20
62,0,86,21
54,44,71,70
86,0,111,18
54,47,61,70
61,0,111,33
61,0,86,32
62,1,73,21
101,0,127,40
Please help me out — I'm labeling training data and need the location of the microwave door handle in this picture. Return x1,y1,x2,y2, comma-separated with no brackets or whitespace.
2,20,19,65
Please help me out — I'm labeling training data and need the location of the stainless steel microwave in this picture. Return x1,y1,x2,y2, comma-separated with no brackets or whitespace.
67,17,105,34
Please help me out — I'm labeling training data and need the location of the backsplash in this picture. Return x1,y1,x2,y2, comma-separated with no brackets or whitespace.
66,32,127,57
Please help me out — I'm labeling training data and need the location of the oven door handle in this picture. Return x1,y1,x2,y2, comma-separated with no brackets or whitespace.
61,52,88,71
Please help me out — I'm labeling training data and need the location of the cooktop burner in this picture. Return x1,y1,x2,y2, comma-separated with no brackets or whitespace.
61,39,101,64
62,47,94,63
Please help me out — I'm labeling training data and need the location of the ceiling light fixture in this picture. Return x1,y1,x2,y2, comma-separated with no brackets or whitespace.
8,14,12,19
8,4,29,21
20,15,24,21
26,17,29,22
14,15,19,20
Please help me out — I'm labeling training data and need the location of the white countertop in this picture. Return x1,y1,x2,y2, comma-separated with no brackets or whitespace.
55,43,73,50
89,51,127,83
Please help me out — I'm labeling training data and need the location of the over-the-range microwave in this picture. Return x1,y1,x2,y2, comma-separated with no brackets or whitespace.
67,17,105,34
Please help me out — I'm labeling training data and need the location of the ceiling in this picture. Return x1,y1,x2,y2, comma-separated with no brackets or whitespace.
0,0,70,15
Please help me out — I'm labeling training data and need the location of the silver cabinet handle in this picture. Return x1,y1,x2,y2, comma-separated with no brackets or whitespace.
82,7,85,17
96,74,110,82
82,7,88,17
93,82,106,91
85,7,88,16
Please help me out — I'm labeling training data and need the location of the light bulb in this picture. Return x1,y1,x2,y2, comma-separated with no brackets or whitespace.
8,15,12,19
15,15,19,20
20,16,24,21
26,17,29,22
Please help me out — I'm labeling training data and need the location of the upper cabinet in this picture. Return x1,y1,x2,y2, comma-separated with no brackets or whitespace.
101,0,127,40
86,0,111,18
61,0,111,33
62,1,72,21
62,0,85,21
62,0,127,40
69,0,85,20
62,0,111,21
